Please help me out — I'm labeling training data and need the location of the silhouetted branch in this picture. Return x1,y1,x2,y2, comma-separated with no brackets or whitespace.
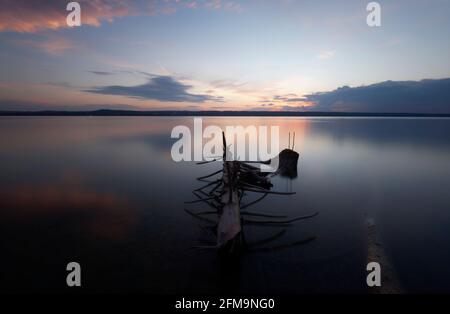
241,211,287,218
197,170,222,180
241,188,296,195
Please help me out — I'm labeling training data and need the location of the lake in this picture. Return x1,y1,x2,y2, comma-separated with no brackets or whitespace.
1,116,450,293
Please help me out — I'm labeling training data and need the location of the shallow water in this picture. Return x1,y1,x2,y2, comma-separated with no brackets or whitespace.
1,116,450,293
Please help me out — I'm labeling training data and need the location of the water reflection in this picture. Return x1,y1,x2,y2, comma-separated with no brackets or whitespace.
0,117,449,293
184,139,317,254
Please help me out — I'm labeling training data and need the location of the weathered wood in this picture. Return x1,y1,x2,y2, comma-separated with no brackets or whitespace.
217,132,242,249
276,149,299,178
243,212,318,225
186,130,316,254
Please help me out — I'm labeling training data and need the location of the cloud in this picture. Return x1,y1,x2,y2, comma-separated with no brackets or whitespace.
259,94,306,104
317,50,335,60
0,100,140,111
88,71,115,76
11,36,74,55
212,0,243,13
86,75,224,103
88,69,154,77
273,95,306,102
0,0,243,33
0,0,134,33
304,78,450,113
281,105,309,111
210,79,248,90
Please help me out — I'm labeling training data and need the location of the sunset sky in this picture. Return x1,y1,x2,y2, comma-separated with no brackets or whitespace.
0,0,449,112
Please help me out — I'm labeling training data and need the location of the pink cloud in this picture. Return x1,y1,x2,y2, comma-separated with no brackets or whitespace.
12,36,74,55
0,0,244,33
0,0,135,33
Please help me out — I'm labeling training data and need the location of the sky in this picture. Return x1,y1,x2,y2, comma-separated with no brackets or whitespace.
0,0,449,112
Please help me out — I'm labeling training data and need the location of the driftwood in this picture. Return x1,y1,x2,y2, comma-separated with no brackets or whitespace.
276,149,299,178
185,131,317,254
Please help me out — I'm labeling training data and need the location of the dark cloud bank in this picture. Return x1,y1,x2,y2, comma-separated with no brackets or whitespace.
304,78,450,114
86,75,223,103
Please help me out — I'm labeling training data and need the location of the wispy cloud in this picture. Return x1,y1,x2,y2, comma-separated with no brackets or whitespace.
88,71,116,76
0,0,134,33
87,69,154,77
272,94,306,102
86,74,224,103
259,94,306,104
11,36,74,55
317,50,335,60
157,0,243,15
0,0,243,33
210,79,248,90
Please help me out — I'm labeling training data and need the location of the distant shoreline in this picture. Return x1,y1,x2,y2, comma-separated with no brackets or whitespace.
1,110,450,117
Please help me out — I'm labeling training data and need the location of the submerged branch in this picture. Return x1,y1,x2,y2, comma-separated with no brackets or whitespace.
241,193,269,209
243,212,318,224
241,211,287,218
194,180,221,192
242,188,296,195
197,170,222,180
185,209,217,224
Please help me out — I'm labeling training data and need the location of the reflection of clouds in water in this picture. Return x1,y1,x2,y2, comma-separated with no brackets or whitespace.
0,183,138,240
0,117,178,151
106,132,174,154
306,118,450,152
1,117,450,292
109,117,314,159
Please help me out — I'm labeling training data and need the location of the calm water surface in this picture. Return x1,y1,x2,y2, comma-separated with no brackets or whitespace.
1,117,450,293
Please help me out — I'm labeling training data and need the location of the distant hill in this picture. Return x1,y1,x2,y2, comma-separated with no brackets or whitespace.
1,110,449,117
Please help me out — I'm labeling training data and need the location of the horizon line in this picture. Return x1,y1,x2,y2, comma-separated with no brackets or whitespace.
1,110,450,117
